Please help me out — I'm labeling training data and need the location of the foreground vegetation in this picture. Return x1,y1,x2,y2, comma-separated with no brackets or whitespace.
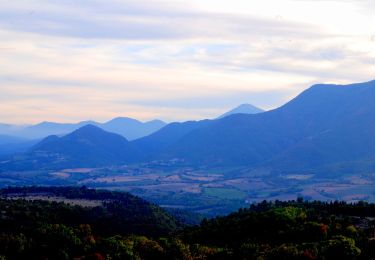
1,187,375,259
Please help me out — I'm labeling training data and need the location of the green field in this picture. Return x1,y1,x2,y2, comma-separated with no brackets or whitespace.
203,187,247,200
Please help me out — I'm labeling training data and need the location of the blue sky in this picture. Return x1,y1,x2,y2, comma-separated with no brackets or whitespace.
0,0,374,123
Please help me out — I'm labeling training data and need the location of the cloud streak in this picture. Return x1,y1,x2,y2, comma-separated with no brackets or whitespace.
0,0,321,41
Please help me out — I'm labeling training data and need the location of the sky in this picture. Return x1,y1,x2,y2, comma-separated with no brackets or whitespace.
0,0,375,124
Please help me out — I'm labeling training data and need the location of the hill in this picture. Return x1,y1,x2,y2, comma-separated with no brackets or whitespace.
3,125,139,170
0,186,183,259
0,186,180,235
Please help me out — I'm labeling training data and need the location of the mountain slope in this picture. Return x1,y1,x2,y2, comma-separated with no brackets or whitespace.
266,81,375,172
134,120,213,160
0,186,180,237
153,80,375,171
218,103,264,118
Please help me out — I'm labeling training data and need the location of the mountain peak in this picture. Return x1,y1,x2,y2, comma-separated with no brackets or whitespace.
106,117,141,124
68,124,127,141
72,124,103,133
218,103,264,119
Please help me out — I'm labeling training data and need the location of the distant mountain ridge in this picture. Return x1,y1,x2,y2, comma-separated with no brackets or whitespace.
0,117,166,141
0,103,264,142
101,117,166,140
218,103,264,118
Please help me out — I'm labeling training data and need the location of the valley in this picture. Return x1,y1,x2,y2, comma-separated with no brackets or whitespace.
2,1,374,257
2,161,375,216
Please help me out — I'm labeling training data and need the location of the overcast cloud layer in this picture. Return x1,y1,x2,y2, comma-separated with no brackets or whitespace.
0,0,374,124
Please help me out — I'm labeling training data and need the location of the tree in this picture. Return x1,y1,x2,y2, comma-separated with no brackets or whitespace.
323,235,361,259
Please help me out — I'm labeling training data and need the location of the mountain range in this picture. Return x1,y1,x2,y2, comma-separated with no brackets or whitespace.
3,80,375,176
0,104,262,156
0,117,166,141
0,104,263,142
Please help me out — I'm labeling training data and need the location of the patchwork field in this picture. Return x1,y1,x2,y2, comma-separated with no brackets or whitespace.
4,195,103,207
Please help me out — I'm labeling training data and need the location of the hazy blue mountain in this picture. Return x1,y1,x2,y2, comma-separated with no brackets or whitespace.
5,80,375,175
0,134,25,145
0,123,12,134
0,121,98,140
0,117,166,140
218,104,264,118
4,125,139,170
21,121,88,139
0,124,25,136
102,117,166,140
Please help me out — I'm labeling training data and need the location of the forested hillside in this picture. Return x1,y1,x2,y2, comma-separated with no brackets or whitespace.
1,187,375,259
183,199,375,259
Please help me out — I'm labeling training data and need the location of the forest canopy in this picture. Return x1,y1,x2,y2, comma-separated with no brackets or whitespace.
1,187,375,259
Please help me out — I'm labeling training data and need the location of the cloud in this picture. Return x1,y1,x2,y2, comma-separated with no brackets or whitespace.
0,0,374,124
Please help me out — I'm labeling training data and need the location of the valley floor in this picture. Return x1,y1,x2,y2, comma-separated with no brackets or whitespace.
1,163,375,216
